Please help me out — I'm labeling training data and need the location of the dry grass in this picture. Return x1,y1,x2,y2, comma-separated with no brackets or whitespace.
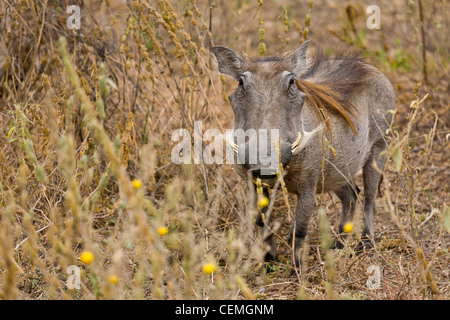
0,0,448,300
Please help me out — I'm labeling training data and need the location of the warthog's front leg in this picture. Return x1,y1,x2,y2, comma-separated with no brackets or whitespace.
289,188,316,274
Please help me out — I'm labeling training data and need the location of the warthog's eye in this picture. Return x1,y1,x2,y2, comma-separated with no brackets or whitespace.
238,76,244,87
288,77,295,87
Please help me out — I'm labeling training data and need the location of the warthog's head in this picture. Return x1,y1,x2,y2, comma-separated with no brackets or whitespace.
213,41,311,180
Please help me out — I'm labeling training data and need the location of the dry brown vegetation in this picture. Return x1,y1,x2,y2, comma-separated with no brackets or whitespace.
0,0,448,300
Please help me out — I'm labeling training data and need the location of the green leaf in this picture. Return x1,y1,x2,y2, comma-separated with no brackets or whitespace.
25,128,31,140
7,126,15,139
392,145,402,171
328,145,337,156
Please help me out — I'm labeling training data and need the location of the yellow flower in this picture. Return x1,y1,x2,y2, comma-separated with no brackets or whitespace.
157,226,168,236
132,179,143,190
108,275,119,285
202,263,216,275
80,251,94,265
343,222,354,233
257,197,269,209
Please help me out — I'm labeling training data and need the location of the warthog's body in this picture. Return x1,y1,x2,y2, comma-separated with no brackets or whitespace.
213,41,395,270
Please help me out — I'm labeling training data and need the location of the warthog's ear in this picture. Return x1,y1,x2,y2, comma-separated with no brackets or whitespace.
212,46,246,79
290,40,310,75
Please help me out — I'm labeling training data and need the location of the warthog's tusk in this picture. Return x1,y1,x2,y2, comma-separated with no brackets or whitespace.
225,132,239,154
291,124,325,155
291,132,302,153
226,128,318,156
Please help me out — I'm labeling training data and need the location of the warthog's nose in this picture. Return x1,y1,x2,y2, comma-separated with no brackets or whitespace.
279,143,292,168
238,141,292,177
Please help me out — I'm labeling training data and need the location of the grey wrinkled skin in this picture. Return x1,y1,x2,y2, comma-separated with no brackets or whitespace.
212,41,395,272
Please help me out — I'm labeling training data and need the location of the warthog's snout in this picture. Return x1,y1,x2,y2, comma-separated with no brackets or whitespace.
237,139,292,179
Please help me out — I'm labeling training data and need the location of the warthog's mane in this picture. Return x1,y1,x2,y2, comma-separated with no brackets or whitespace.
296,48,373,135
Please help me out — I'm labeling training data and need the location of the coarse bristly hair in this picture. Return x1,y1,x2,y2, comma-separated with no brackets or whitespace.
244,45,373,135
295,47,373,135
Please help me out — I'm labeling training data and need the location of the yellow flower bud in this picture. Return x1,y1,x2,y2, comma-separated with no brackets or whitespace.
202,263,216,275
132,179,143,190
343,222,354,233
258,197,269,209
108,275,119,285
157,226,168,236
80,251,94,265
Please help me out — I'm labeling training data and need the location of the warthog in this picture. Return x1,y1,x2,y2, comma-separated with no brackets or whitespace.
212,40,395,271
